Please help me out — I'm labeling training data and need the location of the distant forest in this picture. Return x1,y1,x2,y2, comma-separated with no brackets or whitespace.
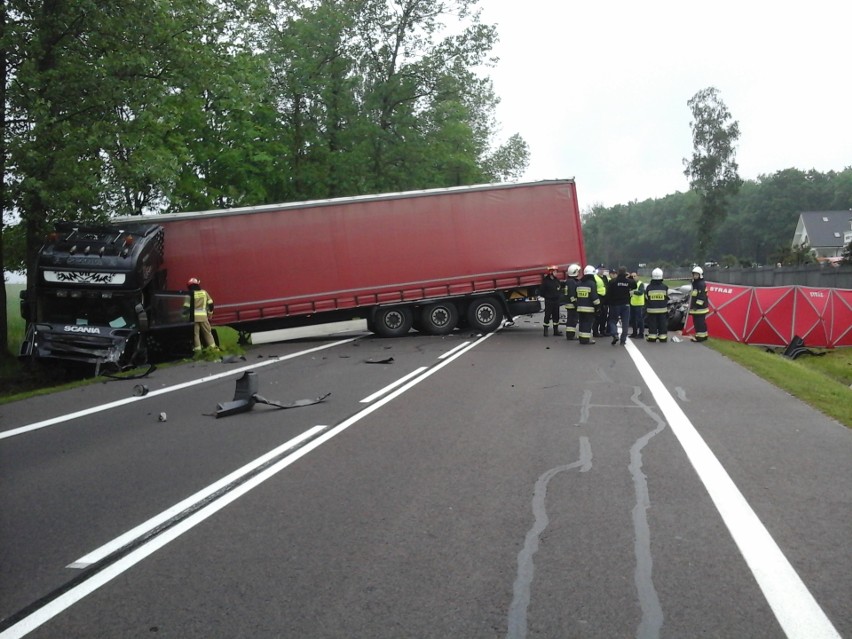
581,167,852,268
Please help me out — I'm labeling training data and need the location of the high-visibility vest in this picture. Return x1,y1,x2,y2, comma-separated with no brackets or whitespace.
192,289,213,321
630,282,645,306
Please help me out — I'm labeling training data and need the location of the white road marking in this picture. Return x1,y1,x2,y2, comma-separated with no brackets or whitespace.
0,331,499,638
438,341,471,359
359,367,428,403
67,425,328,569
0,339,356,440
624,339,840,639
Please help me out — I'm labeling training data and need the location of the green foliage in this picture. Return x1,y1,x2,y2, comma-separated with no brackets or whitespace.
683,87,742,261
583,167,852,268
3,0,527,269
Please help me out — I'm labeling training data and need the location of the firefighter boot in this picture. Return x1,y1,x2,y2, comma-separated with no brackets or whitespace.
543,326,549,336
553,325,561,336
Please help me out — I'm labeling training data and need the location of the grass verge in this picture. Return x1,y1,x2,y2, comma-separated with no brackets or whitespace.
706,340,852,428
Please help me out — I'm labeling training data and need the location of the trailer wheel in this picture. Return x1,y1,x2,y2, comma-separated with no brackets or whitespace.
467,297,503,332
420,302,459,335
373,306,413,337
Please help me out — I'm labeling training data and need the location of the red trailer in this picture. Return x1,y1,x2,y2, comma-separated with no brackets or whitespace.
133,179,585,337
21,180,585,371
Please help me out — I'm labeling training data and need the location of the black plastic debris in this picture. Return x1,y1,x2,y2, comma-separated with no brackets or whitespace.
781,335,826,360
215,371,331,418
364,357,394,364
766,335,827,360
220,354,247,364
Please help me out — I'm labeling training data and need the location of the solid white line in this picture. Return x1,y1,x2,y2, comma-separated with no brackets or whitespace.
0,330,499,639
624,339,840,639
0,339,356,441
438,341,471,359
359,367,429,403
67,425,328,569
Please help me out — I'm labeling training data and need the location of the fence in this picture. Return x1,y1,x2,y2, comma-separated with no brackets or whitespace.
662,265,852,289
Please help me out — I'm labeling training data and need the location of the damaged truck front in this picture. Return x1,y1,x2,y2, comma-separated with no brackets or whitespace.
19,223,190,374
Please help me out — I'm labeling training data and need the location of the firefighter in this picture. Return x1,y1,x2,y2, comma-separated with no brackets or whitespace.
644,268,669,342
689,266,710,342
629,271,645,338
541,265,563,336
188,277,217,351
563,263,581,340
575,265,601,344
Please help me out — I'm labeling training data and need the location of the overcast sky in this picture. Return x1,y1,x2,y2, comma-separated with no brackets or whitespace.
479,0,852,210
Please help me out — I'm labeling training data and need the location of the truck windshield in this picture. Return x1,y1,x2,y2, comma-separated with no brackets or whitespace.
38,292,139,328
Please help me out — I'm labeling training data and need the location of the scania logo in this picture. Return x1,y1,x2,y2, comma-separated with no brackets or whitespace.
64,325,102,334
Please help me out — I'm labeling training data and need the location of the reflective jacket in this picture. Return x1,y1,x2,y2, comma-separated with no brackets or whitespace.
192,289,214,321
575,275,601,313
645,280,668,314
689,278,709,315
630,281,646,307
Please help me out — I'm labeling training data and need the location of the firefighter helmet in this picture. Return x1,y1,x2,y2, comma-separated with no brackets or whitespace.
692,266,704,276
567,263,581,277
583,265,596,276
651,268,663,280
188,277,201,286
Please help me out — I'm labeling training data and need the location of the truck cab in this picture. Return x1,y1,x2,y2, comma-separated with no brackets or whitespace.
19,223,190,373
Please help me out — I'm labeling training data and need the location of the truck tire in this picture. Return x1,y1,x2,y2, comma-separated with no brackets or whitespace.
467,297,503,332
419,302,459,335
373,306,413,337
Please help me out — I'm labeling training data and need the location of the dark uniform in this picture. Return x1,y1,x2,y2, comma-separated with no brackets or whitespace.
541,270,563,336
563,276,579,340
689,274,710,341
644,279,669,342
575,273,600,344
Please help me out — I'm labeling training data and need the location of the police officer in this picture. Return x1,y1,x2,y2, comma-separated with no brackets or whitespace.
563,263,581,340
644,268,669,342
188,277,217,351
541,265,563,336
575,265,601,344
689,266,710,342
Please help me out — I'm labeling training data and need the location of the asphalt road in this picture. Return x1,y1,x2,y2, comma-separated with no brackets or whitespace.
0,318,849,638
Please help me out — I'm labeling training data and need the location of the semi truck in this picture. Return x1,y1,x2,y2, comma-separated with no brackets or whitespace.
20,179,585,373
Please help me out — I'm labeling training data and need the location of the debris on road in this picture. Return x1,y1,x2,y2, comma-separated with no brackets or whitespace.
215,371,331,418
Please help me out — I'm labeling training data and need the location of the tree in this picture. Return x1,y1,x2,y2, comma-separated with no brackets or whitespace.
683,87,742,262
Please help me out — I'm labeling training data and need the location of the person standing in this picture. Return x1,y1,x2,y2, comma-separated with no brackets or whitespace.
592,266,608,337
644,268,669,343
575,266,601,344
689,266,710,342
606,266,634,345
541,265,563,337
188,277,217,352
563,263,581,340
629,272,645,338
